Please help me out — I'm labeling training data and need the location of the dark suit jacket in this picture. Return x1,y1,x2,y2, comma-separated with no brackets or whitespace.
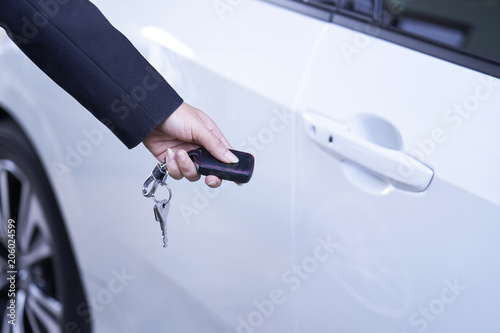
0,0,183,148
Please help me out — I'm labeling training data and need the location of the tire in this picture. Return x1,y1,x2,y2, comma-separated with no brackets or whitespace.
0,118,91,333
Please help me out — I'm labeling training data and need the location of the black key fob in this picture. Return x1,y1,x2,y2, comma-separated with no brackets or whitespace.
187,147,255,183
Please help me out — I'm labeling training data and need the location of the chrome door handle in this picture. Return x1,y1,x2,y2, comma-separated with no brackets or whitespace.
304,112,434,192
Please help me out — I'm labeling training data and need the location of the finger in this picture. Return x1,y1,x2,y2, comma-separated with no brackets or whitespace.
175,150,201,182
165,148,182,180
156,151,168,164
197,112,233,149
194,125,239,164
205,175,222,188
211,127,233,150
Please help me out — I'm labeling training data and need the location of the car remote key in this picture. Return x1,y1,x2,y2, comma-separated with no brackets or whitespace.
188,147,255,183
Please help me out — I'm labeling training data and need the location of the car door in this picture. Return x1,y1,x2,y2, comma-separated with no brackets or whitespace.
287,0,500,332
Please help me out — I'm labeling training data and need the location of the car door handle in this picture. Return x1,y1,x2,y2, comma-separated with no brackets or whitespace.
303,113,434,192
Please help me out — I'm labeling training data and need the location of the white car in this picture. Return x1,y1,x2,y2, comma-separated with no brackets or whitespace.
1,0,500,332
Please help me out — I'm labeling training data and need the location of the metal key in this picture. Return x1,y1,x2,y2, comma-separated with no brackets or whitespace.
153,199,170,247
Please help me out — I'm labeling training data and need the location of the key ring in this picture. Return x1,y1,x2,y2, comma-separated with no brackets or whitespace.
152,183,172,205
142,160,172,205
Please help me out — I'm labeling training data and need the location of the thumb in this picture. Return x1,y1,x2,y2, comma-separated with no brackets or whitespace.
194,126,239,164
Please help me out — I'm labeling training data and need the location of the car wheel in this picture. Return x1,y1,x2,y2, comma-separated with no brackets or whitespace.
0,118,91,333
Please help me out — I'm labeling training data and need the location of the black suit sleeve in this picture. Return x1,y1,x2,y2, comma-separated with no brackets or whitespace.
0,0,183,149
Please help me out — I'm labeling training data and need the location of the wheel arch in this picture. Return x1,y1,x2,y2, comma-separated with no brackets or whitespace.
0,103,92,331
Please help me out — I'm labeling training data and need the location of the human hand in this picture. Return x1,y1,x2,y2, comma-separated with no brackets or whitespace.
142,102,239,188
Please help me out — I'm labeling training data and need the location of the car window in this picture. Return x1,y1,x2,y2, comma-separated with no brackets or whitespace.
268,0,500,77
386,0,500,62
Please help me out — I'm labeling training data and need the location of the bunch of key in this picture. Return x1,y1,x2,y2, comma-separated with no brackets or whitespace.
142,160,171,248
142,147,254,248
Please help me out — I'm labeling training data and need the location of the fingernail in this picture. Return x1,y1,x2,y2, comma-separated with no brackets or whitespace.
225,151,239,163
207,179,218,187
167,148,175,161
177,150,186,162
